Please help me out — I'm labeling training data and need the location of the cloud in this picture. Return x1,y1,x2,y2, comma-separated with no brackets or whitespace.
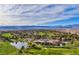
0,4,79,26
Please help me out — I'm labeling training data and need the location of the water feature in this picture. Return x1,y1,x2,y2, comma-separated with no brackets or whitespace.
10,41,28,49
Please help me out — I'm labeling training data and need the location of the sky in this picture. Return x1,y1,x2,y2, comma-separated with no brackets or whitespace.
0,4,79,26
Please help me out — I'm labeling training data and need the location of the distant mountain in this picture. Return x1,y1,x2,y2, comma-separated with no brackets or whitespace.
0,26,55,30
0,24,79,30
58,24,79,29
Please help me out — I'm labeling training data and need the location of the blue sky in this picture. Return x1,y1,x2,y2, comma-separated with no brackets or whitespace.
42,17,79,26
0,4,79,26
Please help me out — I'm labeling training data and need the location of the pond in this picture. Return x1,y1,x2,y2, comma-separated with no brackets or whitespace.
10,41,28,49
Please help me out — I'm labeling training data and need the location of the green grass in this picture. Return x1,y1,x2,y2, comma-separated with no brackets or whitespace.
0,41,79,55
1,33,13,39
24,48,79,55
0,41,18,55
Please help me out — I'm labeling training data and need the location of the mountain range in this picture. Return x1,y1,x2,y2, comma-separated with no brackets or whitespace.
0,24,79,30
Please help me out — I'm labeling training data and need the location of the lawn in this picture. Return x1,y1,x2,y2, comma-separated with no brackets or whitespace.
0,41,18,55
23,47,79,55
1,33,13,39
0,41,79,55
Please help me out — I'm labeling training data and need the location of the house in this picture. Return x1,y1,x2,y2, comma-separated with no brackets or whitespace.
34,39,45,44
27,38,33,42
34,38,72,47
47,40,61,46
60,38,72,46
34,39,62,46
